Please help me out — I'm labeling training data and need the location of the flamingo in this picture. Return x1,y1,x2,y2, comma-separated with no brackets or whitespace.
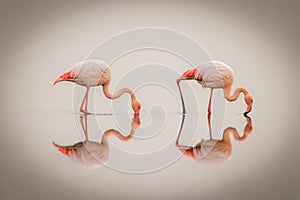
53,114,140,168
176,114,253,165
176,60,254,115
54,59,141,114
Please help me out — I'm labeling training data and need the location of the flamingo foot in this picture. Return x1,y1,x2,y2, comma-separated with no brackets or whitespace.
80,109,91,115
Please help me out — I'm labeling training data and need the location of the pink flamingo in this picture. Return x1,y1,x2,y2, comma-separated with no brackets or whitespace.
176,114,253,164
53,114,140,168
176,61,253,115
54,59,141,114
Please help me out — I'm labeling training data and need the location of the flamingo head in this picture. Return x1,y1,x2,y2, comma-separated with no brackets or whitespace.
53,71,76,85
244,93,254,115
133,114,141,126
132,99,141,115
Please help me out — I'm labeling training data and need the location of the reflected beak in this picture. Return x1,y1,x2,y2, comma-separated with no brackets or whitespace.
133,113,141,125
57,147,71,156
134,109,140,115
53,78,63,85
52,141,71,157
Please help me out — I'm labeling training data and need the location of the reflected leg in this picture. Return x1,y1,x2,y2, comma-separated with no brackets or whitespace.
80,114,88,141
207,112,212,140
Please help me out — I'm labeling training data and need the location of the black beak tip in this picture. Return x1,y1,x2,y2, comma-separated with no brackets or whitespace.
243,112,249,117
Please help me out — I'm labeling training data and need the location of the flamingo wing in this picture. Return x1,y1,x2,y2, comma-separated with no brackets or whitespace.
71,59,108,87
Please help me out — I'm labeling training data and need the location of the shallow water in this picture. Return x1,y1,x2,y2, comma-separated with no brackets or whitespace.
2,107,298,200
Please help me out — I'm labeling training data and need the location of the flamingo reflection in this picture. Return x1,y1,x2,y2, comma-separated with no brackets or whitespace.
53,114,140,168
176,114,253,165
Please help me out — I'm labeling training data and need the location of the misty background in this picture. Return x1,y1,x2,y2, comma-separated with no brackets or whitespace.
0,0,299,200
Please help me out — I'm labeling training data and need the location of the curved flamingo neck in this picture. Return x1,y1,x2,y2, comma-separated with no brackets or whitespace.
102,83,136,102
222,127,246,143
224,86,249,102
223,117,252,142
103,129,133,142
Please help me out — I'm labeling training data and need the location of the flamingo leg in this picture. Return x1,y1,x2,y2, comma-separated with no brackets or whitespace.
176,69,197,114
175,114,186,146
80,114,88,141
208,88,213,114
85,88,89,111
176,76,194,114
207,112,212,140
175,115,194,158
80,87,90,114
80,93,87,113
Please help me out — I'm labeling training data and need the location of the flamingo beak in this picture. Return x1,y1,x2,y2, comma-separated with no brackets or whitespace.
133,114,141,125
53,78,63,85
134,110,140,115
244,103,252,116
53,71,75,85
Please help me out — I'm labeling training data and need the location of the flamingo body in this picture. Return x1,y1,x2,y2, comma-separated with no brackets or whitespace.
194,61,233,88
70,59,110,87
53,140,109,168
53,114,140,168
192,140,232,165
176,60,253,114
176,115,252,165
54,59,141,114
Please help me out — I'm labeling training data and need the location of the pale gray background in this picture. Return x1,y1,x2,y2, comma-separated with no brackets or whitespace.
0,0,299,200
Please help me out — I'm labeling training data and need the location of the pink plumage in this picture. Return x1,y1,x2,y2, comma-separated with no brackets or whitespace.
54,59,141,114
176,60,253,114
194,61,233,88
